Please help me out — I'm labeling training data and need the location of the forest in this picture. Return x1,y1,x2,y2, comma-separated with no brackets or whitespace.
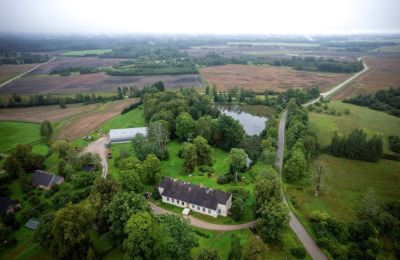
0,50,49,65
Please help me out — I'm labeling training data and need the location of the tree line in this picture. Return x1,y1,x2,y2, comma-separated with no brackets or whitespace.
344,87,400,117
0,50,49,65
49,66,96,76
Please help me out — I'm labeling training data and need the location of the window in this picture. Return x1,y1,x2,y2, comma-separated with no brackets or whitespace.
167,197,169,201
208,209,211,214
192,204,195,208
177,200,180,204
218,209,221,214
182,201,184,205
202,207,205,212
172,199,174,203
197,206,200,210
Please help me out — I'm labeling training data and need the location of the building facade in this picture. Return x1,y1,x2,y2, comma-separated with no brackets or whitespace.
158,177,232,218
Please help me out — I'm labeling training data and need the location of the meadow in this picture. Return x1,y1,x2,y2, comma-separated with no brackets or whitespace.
0,121,41,153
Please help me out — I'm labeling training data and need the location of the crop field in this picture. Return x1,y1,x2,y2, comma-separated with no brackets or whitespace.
227,41,320,47
26,56,128,75
62,49,112,56
201,64,348,92
309,101,400,153
0,72,202,94
0,121,41,153
0,63,39,83
334,56,400,99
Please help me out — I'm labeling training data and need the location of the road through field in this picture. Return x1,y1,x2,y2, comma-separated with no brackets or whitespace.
0,57,56,88
276,58,368,260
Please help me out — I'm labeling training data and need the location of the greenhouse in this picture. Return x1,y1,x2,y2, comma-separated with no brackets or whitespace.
109,127,148,144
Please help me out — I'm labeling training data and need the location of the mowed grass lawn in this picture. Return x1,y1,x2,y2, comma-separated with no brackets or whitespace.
309,101,400,153
0,121,41,153
100,106,145,133
287,154,400,223
62,49,111,56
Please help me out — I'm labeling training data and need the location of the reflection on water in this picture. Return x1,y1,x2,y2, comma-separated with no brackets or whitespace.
217,105,268,136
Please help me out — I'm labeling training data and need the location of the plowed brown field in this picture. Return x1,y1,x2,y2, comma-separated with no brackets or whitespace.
0,64,39,83
200,64,348,92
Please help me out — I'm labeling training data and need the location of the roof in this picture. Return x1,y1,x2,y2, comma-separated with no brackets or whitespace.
0,196,18,213
32,170,64,187
159,177,231,210
25,218,40,230
109,127,148,143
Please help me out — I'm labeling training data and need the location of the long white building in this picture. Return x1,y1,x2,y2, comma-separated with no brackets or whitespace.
109,127,147,144
158,177,232,218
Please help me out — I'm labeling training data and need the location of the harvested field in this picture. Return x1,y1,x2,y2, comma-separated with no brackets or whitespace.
0,72,202,94
55,98,139,140
334,56,400,100
0,64,40,83
27,56,128,75
200,64,348,92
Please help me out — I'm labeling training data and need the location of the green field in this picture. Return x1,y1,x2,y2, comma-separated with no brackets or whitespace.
100,106,145,133
309,101,400,152
0,121,41,153
62,49,112,56
227,41,319,47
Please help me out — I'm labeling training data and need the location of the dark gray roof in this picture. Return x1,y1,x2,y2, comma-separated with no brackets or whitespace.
25,218,40,230
32,170,64,187
159,177,231,210
0,196,17,213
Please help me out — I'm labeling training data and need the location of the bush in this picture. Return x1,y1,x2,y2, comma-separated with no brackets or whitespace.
290,247,307,259
199,165,214,173
217,176,228,185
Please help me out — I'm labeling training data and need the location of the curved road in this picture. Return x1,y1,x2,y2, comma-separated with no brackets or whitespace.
81,136,109,178
276,58,369,260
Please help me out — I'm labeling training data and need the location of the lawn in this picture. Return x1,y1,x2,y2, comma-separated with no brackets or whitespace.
62,49,112,56
100,106,145,133
309,101,400,153
0,121,41,153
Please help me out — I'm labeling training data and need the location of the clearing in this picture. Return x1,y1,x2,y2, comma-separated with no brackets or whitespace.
0,63,39,84
309,101,400,153
0,121,41,153
200,64,348,92
333,56,400,99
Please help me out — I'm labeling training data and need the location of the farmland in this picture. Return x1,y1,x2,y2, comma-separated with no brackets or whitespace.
227,41,320,47
0,121,41,152
201,64,348,92
62,49,112,56
0,63,39,84
333,56,400,99
0,72,202,94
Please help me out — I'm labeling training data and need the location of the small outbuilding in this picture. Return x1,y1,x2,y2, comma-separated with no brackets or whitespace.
25,218,40,230
0,196,20,214
32,170,64,191
109,127,148,144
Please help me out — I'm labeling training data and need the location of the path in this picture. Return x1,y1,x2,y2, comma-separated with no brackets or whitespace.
0,57,56,88
81,136,109,178
150,202,256,231
276,57,369,260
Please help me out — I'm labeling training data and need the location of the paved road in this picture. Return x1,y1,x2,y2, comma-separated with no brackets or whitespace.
0,57,56,88
150,202,256,231
81,136,109,178
276,57,369,260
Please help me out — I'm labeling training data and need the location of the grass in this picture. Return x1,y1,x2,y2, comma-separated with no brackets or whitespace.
287,154,400,222
309,101,400,153
100,106,145,133
62,49,112,56
0,121,41,153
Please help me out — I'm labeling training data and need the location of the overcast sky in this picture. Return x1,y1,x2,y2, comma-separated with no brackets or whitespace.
0,0,399,35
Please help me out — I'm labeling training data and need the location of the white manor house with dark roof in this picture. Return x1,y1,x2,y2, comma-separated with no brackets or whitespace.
158,177,232,218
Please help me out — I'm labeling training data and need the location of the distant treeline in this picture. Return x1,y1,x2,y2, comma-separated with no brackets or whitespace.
270,56,363,73
195,52,248,66
328,129,383,162
344,87,400,117
50,66,96,76
100,47,184,59
0,50,49,65
321,41,396,52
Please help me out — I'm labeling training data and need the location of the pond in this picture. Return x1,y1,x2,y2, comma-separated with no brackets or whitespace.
217,105,268,136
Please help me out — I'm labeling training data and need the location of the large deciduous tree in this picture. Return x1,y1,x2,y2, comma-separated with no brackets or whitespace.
181,142,198,173
119,171,144,193
40,120,53,141
257,198,289,242
229,148,247,182
197,248,220,260
243,237,269,260
283,148,307,183
176,112,195,141
228,234,242,260
193,136,213,166
214,115,245,151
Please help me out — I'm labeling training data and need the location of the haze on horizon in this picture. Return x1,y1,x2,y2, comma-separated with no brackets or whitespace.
0,0,399,35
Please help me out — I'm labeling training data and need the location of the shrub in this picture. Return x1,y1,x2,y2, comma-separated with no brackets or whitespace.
199,165,214,173
290,247,306,259
217,176,228,185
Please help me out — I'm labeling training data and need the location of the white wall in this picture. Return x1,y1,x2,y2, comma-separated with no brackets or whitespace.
161,195,218,218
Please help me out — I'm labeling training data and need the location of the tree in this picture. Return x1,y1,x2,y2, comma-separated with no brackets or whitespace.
254,171,281,208
8,144,45,172
193,136,213,166
176,112,195,141
364,135,383,162
117,87,123,99
52,140,72,159
195,116,214,143
3,155,23,179
123,212,159,259
205,85,210,95
106,192,150,241
314,162,325,197
160,215,198,259
51,203,93,259
228,234,242,260
283,148,307,183
40,120,52,141
230,198,245,221
148,120,169,151
287,98,299,116
120,171,144,193
34,213,54,249
197,248,220,260
152,81,165,92
229,148,247,182
143,154,162,185
345,129,367,159
181,142,197,173
257,199,289,242
260,146,276,165
215,115,245,151
243,238,268,260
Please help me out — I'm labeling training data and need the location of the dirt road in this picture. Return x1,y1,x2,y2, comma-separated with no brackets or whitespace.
81,136,109,178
